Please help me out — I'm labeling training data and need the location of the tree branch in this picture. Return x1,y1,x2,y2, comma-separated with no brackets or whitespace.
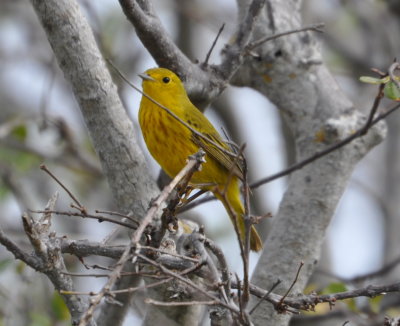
29,0,160,324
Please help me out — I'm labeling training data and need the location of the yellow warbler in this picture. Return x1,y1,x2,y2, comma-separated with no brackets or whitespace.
138,68,262,252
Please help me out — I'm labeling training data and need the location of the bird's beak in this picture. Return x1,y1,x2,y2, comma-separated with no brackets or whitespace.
138,73,155,81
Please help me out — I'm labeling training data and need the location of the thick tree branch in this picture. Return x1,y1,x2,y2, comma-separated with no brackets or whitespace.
226,1,387,326
29,0,160,325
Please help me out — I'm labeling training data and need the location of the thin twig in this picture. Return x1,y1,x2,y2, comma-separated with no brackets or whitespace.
95,209,140,225
240,150,251,310
361,76,386,135
39,164,85,211
30,209,137,230
278,262,304,307
204,23,225,66
146,298,219,307
246,23,325,51
177,194,215,213
249,279,281,315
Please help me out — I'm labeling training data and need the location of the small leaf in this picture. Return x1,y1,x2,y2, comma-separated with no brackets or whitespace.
15,261,26,274
369,295,383,314
384,81,400,101
345,297,358,312
321,282,358,312
359,76,389,84
303,283,318,294
321,282,347,294
10,124,28,141
51,291,70,321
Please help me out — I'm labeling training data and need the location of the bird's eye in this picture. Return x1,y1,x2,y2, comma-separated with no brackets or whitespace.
162,77,170,83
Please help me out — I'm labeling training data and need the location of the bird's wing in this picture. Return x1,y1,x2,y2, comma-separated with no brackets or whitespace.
191,132,243,180
186,108,244,180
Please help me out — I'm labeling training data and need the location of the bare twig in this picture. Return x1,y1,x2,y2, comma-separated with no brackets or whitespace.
277,262,304,309
246,23,325,51
30,209,137,230
146,298,219,307
249,279,281,315
360,75,386,135
40,164,85,211
246,279,400,313
203,23,225,66
95,209,140,225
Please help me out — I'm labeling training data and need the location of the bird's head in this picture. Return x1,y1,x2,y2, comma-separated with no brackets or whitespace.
138,68,185,98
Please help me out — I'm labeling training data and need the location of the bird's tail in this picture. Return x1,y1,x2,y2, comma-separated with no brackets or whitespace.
214,180,263,252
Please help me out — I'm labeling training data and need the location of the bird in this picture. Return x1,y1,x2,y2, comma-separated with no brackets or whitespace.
138,67,262,252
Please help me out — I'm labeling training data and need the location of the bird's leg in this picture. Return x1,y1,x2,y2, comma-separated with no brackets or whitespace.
179,188,207,207
176,184,194,202
177,187,202,207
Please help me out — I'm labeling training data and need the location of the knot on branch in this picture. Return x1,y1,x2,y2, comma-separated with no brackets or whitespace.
318,113,360,144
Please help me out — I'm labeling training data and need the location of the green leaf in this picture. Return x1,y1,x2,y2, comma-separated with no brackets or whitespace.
321,282,347,294
321,282,358,312
345,297,358,312
15,261,26,274
384,81,400,101
51,291,70,321
359,76,389,84
10,124,28,141
369,295,384,314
